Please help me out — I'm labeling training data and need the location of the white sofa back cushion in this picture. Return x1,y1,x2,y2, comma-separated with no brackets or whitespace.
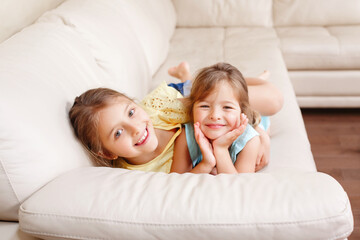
0,23,96,220
273,0,360,26
172,0,273,27
0,0,65,44
39,0,176,76
121,0,176,75
0,0,175,221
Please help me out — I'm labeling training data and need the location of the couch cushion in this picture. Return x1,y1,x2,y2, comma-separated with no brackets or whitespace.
151,27,281,87
151,28,226,85
172,0,272,27
276,26,360,70
289,71,360,97
289,70,360,108
0,0,153,220
120,0,176,75
273,0,360,27
39,0,175,76
19,167,353,240
0,0,64,44
0,23,94,221
152,27,316,173
297,96,360,108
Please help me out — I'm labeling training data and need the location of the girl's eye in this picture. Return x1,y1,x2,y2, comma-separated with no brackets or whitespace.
199,105,209,108
129,109,135,117
115,129,123,139
224,106,233,110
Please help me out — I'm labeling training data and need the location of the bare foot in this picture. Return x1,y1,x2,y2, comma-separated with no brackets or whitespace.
168,61,191,82
258,70,270,81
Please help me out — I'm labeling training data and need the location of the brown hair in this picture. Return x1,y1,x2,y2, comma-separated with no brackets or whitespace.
188,62,261,127
69,88,131,167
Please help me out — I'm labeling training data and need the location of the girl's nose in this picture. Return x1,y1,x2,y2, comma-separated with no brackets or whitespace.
125,122,141,136
209,108,221,120
132,126,142,136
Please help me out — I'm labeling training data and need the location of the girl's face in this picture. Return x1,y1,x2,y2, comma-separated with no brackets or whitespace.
97,97,158,164
193,81,241,140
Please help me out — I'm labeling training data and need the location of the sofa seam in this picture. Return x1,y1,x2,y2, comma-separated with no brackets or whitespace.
19,214,352,240
19,229,110,240
19,228,354,240
20,207,350,228
19,199,352,240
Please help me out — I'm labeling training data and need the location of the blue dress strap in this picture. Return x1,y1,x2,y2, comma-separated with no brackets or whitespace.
258,116,270,131
184,123,203,167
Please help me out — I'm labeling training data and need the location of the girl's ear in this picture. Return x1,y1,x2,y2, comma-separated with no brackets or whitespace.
97,151,118,160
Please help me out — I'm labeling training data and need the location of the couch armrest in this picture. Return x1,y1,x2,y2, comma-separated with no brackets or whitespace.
19,167,353,239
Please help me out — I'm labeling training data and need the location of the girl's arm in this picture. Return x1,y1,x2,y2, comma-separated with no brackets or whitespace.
246,77,284,116
213,148,238,174
171,130,192,173
213,136,261,174
171,130,215,174
233,136,261,173
254,126,270,172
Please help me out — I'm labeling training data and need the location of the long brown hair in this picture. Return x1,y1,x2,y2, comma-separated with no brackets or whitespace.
188,62,261,127
69,88,131,167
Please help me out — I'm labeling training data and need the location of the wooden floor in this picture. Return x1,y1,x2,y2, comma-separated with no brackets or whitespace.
301,109,360,240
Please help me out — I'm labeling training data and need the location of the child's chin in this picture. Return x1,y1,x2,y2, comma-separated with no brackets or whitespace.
204,132,221,141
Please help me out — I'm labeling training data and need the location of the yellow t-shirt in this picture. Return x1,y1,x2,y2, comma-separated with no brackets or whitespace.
118,82,189,173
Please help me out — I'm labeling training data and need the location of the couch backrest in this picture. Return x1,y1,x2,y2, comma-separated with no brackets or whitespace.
173,0,360,28
172,0,273,27
0,0,65,44
0,0,175,221
273,0,360,26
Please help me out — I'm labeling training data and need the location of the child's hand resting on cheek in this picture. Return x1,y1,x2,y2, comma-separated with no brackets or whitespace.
213,113,248,149
194,122,216,169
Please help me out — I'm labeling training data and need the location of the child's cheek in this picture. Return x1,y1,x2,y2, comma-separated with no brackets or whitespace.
229,114,240,128
192,109,202,124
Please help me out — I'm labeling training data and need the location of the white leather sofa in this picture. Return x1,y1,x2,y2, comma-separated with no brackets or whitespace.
0,0,356,239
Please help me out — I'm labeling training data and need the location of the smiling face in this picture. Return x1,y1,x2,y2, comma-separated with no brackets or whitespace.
97,96,158,164
193,81,241,140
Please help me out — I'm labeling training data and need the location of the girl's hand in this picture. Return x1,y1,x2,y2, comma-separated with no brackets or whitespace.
194,122,216,168
255,130,270,172
213,113,248,149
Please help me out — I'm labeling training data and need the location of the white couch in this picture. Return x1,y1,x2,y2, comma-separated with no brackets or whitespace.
0,0,356,239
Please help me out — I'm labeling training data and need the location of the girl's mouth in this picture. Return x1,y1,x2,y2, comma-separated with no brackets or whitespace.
135,128,149,146
205,124,225,129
